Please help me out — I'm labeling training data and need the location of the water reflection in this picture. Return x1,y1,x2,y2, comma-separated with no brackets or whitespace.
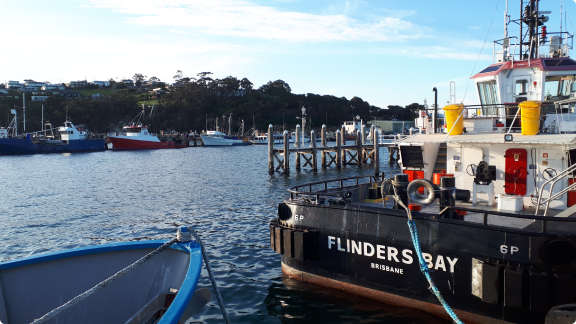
265,274,450,324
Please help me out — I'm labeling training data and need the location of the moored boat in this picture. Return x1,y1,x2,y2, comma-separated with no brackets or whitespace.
0,227,220,324
270,2,576,323
252,133,294,145
0,119,105,155
200,130,251,146
108,106,178,150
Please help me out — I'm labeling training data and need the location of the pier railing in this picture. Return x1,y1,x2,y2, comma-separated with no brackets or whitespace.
268,124,399,174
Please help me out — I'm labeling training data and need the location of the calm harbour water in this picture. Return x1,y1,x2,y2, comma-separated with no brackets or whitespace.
0,145,450,324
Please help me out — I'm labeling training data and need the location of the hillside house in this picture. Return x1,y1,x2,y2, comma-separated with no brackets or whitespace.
93,81,110,87
41,85,65,91
69,80,87,88
60,90,81,99
149,88,166,99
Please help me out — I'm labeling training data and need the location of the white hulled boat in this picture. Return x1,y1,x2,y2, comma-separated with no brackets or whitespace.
200,130,250,146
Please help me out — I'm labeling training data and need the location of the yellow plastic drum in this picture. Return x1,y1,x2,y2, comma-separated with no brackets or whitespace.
519,101,542,135
443,104,464,135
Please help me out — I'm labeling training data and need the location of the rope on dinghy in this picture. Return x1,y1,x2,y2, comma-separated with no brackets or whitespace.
384,179,464,324
178,227,232,324
31,238,179,324
31,226,232,324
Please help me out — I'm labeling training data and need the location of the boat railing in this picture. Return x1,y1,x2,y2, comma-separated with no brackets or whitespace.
287,175,576,234
535,162,576,217
107,131,158,137
288,175,379,202
492,32,574,62
492,36,518,64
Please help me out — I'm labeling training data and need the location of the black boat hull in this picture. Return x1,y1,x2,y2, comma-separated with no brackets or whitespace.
271,202,576,324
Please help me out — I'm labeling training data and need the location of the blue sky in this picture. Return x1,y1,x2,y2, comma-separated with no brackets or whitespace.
1,0,574,108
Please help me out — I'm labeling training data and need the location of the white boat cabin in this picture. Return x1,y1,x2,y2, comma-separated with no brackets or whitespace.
343,118,365,136
58,121,87,141
398,9,576,216
205,130,229,138
121,125,155,137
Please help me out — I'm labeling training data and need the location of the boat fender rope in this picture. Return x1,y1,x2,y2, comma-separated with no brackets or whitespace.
180,227,232,324
31,238,179,324
386,180,464,324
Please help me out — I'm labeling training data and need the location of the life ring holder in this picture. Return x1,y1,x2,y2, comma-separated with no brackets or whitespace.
407,179,436,206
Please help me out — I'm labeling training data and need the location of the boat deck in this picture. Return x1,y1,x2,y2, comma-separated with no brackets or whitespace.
288,175,576,236
354,199,576,233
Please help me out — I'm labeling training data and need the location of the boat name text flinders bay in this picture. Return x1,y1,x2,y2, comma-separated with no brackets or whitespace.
328,236,458,273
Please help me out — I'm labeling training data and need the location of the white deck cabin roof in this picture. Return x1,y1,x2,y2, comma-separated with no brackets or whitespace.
398,133,576,145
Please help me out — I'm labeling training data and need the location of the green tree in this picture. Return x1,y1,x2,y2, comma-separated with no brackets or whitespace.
132,73,147,86
258,80,291,97
240,78,253,91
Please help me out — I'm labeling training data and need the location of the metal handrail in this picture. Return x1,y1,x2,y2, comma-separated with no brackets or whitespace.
288,175,378,200
535,162,576,216
542,182,576,206
506,108,521,134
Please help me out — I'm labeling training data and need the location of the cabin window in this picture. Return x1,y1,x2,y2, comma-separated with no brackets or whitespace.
544,75,576,100
477,80,499,115
125,128,140,133
515,80,528,95
543,74,576,114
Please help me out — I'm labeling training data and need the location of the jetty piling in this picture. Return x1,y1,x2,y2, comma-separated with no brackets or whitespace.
295,125,301,170
283,130,290,173
268,124,398,175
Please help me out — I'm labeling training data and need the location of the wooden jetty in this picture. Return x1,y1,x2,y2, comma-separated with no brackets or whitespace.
268,124,399,175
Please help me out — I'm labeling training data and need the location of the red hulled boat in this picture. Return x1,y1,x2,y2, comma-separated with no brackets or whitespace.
108,105,177,151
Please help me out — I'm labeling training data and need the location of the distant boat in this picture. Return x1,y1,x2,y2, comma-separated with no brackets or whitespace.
0,121,106,155
200,130,251,146
108,106,178,150
0,234,210,324
108,125,177,150
289,132,312,143
251,133,294,145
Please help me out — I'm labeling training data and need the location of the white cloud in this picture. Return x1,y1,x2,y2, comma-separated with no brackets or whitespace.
322,0,365,15
377,9,417,18
82,0,428,42
370,45,491,61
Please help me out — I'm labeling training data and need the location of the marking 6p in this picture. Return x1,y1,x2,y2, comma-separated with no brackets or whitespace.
500,245,519,254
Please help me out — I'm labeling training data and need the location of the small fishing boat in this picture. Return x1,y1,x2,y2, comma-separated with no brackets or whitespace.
108,105,178,151
0,119,106,155
200,130,251,146
0,227,222,324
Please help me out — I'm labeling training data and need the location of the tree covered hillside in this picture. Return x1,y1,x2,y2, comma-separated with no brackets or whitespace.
0,72,421,134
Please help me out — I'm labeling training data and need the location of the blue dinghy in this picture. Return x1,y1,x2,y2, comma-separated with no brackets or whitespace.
0,228,214,324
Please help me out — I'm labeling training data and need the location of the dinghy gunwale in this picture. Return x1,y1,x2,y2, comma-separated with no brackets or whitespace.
0,239,204,324
160,241,203,324
0,240,169,270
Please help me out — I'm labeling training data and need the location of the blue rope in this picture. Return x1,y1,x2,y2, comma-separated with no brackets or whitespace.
407,219,464,324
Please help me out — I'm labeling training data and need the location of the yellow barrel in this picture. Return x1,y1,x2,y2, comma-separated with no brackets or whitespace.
443,104,464,135
519,101,541,135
